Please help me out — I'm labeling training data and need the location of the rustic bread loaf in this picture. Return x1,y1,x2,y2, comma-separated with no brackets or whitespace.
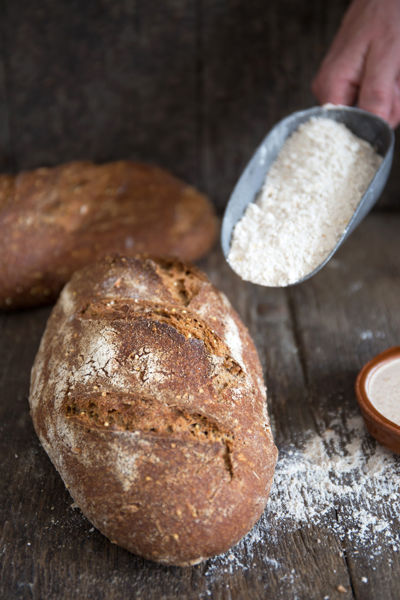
0,161,217,309
29,255,277,566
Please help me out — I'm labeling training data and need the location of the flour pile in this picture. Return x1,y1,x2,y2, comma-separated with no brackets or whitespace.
228,117,382,286
205,413,400,574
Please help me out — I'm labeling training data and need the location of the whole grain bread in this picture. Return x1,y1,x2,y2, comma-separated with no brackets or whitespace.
0,161,217,309
29,255,277,566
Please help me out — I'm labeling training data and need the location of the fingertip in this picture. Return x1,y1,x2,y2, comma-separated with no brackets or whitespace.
358,77,392,120
357,46,398,124
358,93,391,123
312,74,358,108
388,98,400,129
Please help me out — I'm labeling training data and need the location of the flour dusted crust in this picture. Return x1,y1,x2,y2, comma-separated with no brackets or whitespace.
29,256,277,566
0,161,217,309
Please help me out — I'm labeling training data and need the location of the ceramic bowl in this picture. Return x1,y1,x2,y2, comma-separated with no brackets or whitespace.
355,346,400,454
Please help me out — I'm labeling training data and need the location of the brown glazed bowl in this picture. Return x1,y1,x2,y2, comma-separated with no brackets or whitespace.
355,346,400,454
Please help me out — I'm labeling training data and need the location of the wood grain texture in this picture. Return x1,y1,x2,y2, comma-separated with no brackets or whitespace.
0,16,14,173
1,0,200,186
0,0,398,210
1,213,400,599
287,214,400,600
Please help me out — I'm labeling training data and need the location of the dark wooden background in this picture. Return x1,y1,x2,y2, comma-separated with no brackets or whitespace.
0,0,398,211
1,1,400,599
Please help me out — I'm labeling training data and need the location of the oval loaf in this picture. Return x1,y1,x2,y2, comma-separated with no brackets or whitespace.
0,161,217,309
29,255,277,565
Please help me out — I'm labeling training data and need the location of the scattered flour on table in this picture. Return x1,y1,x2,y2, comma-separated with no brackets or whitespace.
204,412,400,577
228,117,382,286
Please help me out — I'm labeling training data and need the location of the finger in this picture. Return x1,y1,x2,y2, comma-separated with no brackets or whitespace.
388,78,400,128
312,0,371,107
358,42,400,122
312,41,366,107
312,65,359,106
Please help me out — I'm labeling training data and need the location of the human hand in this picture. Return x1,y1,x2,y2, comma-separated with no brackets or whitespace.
312,0,400,128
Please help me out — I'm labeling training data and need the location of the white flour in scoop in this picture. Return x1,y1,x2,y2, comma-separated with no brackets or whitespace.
228,117,382,286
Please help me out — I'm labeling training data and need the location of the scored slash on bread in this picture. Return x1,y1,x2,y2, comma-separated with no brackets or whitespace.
29,255,277,566
0,161,218,309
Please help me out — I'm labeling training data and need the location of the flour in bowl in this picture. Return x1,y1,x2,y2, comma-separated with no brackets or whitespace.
228,117,382,286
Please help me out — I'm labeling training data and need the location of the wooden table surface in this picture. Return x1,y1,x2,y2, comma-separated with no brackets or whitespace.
1,212,400,600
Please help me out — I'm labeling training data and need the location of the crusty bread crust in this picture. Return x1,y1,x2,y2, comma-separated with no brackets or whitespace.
0,161,217,309
29,255,277,565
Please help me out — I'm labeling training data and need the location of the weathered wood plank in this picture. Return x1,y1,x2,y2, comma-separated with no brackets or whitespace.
0,14,14,172
288,214,400,600
1,0,201,187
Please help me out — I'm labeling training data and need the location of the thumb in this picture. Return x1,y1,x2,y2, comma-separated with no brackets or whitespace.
358,43,399,122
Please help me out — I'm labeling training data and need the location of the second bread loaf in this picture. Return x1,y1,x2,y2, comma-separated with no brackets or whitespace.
0,161,217,309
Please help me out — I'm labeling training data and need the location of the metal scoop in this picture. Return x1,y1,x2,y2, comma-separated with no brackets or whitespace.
221,105,395,286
